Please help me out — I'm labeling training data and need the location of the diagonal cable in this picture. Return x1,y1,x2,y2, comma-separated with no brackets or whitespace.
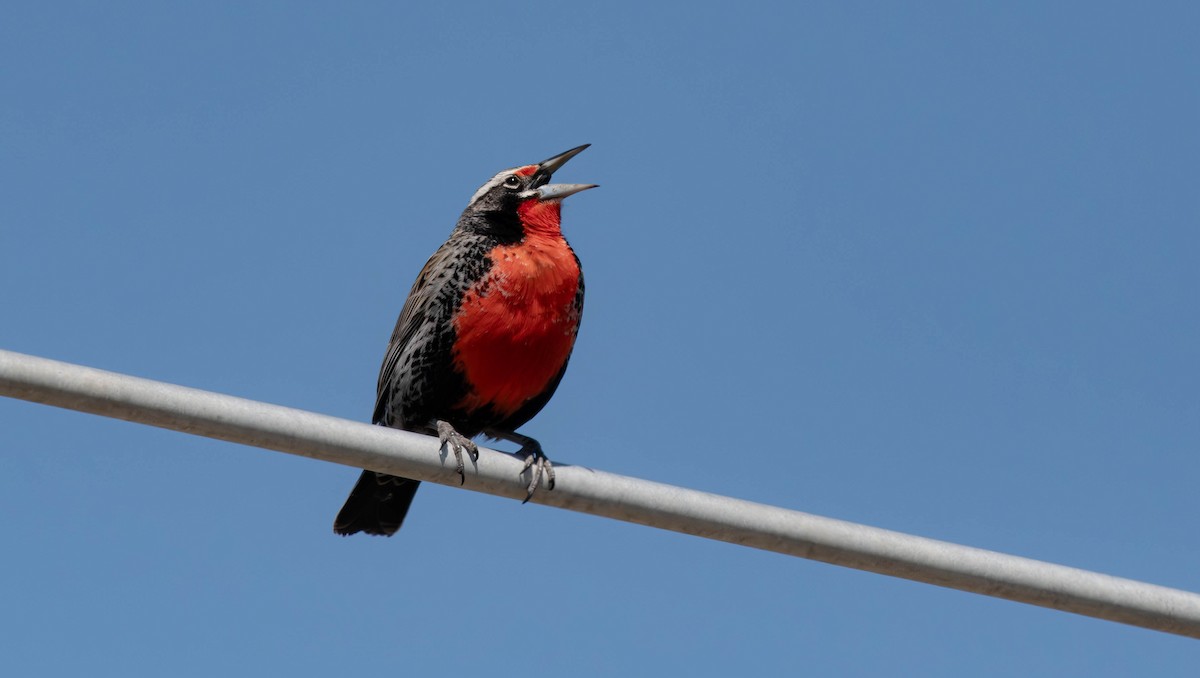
2,347,1198,638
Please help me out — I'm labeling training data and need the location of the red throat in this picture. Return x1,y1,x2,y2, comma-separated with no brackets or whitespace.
451,211,581,419
516,199,563,237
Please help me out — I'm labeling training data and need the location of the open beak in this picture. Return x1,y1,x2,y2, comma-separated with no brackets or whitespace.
537,182,597,200
538,144,590,176
532,144,598,201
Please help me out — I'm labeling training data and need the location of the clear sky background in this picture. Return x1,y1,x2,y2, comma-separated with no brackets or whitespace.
2,2,1198,675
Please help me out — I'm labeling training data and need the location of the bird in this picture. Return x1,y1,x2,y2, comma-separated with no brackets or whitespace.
333,144,596,537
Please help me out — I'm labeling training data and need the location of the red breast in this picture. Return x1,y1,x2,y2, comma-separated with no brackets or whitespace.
451,200,582,418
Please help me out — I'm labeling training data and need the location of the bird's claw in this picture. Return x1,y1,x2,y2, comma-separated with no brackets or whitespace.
518,442,555,503
436,420,478,485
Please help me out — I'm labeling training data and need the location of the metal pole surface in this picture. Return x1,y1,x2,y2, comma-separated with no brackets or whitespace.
2,347,1198,638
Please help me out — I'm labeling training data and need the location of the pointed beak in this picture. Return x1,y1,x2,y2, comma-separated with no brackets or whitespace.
537,144,590,177
537,182,598,201
532,144,597,201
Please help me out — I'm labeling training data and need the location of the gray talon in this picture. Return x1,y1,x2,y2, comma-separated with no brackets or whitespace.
436,420,478,484
518,443,553,503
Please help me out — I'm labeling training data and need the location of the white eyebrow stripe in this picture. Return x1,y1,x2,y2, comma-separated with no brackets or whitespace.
467,167,522,207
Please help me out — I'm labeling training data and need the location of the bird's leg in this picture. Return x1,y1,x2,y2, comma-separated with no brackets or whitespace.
436,420,479,485
488,430,555,502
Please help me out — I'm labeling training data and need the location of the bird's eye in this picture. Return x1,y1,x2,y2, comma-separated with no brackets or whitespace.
503,175,521,189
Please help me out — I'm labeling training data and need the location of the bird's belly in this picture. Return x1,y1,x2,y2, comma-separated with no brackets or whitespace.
451,245,581,419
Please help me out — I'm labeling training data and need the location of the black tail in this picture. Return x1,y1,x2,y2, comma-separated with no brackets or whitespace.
333,471,421,536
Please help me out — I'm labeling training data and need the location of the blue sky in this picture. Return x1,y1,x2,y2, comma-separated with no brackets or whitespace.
2,2,1198,675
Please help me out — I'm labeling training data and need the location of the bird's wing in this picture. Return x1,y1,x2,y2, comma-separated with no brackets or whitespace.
372,243,460,426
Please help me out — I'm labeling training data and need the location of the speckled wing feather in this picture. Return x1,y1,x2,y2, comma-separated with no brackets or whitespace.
371,232,491,431
339,242,472,538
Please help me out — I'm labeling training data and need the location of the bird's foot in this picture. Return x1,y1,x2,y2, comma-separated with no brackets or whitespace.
436,420,479,485
517,440,555,503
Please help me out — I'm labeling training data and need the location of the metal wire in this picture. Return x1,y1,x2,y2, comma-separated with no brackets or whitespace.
2,347,1199,638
